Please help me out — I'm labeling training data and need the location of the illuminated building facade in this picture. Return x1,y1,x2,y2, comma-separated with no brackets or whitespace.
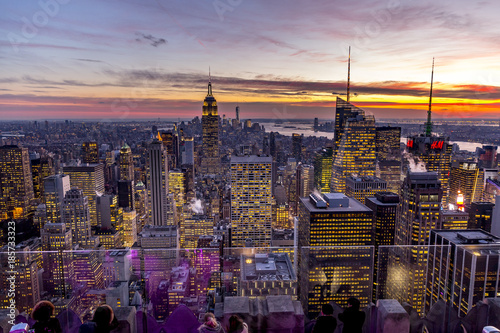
180,211,213,249
122,208,137,247
0,145,35,219
41,223,74,296
331,106,376,194
345,175,387,203
313,147,333,193
0,240,41,314
375,126,401,161
391,171,442,313
230,155,273,247
406,135,452,205
31,156,54,200
298,193,374,315
119,143,134,181
95,228,121,249
82,141,99,164
426,230,500,317
449,161,483,208
240,253,297,299
146,140,170,226
438,210,468,230
63,163,105,227
201,79,220,174
62,188,92,247
333,97,363,152
44,174,70,224
169,169,185,217
365,192,399,300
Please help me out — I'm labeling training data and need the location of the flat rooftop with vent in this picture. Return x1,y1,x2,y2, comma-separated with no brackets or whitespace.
240,253,297,299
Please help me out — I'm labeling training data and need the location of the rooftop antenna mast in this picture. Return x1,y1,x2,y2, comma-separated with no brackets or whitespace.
425,58,435,137
208,66,212,96
347,46,351,103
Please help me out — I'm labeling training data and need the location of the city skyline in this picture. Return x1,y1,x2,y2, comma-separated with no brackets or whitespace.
2,0,500,120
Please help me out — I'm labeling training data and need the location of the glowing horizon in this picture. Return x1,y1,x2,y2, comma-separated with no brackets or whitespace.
1,0,500,120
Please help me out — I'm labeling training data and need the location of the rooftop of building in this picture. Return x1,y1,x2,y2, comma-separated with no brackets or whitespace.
241,253,296,281
346,175,386,183
433,229,500,246
139,224,177,237
365,192,400,205
301,193,372,213
230,155,273,164
441,209,469,216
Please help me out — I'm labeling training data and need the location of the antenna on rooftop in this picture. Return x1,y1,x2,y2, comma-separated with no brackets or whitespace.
425,58,435,137
347,46,351,103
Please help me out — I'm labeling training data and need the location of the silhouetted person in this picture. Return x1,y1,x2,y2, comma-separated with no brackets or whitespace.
312,303,337,333
198,312,226,333
31,300,62,333
338,298,365,333
79,305,119,333
227,314,248,333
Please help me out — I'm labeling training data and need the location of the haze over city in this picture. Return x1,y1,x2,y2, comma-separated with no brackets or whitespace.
2,0,500,120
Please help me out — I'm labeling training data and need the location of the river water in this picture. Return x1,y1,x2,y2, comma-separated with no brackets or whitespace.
260,122,487,153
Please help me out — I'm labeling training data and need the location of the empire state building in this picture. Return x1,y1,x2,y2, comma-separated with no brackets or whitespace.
201,78,220,174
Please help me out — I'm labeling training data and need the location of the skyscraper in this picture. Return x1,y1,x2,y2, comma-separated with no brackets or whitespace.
122,208,138,247
0,145,35,219
331,108,376,193
365,192,399,300
313,147,333,193
118,143,135,209
298,193,374,315
201,77,220,174
161,130,180,170
44,174,71,224
82,141,99,164
426,229,500,317
230,155,273,247
292,133,303,162
41,223,74,297
63,163,105,227
31,156,55,200
146,140,170,226
406,61,452,205
296,164,314,198
449,161,483,208
375,126,401,161
390,171,442,313
62,188,92,247
118,143,134,181
406,136,452,205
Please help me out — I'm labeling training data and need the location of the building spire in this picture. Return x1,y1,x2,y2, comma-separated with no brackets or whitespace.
425,58,434,137
207,66,212,96
347,46,351,103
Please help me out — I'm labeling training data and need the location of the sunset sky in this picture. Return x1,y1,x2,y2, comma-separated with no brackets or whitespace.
1,0,500,120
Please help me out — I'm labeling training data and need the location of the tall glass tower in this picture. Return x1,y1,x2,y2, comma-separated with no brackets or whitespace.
201,78,220,174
